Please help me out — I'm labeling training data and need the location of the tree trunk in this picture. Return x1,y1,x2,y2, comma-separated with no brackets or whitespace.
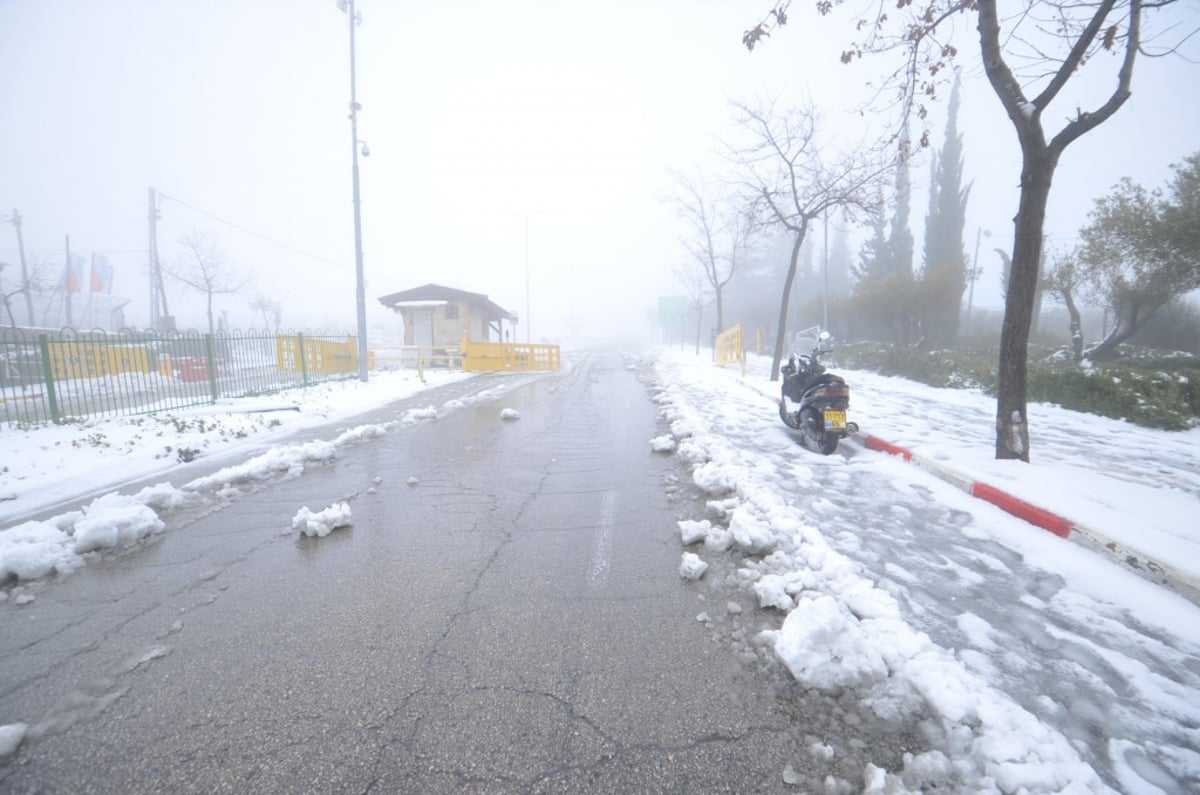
715,288,724,336
1085,300,1140,360
770,231,807,381
1060,287,1084,363
996,150,1055,462
206,290,215,339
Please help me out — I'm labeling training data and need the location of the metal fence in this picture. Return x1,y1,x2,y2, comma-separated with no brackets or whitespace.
1,327,360,427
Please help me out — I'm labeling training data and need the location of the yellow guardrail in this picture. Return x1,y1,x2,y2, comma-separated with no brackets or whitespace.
715,323,745,376
460,334,561,372
276,334,358,375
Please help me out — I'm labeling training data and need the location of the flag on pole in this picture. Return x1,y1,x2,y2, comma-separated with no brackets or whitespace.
64,255,85,293
90,254,113,294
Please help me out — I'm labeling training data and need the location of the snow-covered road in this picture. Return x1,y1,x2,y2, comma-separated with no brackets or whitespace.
649,348,1200,793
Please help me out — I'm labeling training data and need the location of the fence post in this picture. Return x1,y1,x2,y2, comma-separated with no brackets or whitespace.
204,334,219,403
298,333,309,386
37,334,63,424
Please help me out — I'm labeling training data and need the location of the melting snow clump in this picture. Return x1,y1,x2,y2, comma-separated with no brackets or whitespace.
292,502,353,538
679,552,708,580
500,408,521,421
0,723,28,758
649,434,676,453
678,519,711,545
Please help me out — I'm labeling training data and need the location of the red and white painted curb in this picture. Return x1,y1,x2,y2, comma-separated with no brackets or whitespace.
737,376,1200,605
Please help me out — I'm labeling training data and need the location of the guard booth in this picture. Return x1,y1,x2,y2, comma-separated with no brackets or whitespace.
377,283,560,373
377,283,517,366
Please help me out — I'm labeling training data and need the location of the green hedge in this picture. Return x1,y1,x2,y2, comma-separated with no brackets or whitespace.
835,343,1199,431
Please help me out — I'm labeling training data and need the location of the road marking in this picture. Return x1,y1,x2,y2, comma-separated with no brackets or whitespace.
588,491,616,587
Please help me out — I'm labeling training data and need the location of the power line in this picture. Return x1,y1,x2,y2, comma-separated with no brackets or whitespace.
157,192,346,268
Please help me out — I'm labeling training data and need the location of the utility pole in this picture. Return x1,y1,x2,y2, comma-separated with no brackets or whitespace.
524,215,531,344
64,235,73,326
339,0,369,381
966,227,989,336
148,187,170,331
7,210,35,326
821,210,830,331
148,188,159,331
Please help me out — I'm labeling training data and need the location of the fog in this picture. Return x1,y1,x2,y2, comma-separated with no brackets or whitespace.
2,1,1196,347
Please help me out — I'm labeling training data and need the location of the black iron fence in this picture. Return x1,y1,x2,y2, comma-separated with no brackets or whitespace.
1,327,361,427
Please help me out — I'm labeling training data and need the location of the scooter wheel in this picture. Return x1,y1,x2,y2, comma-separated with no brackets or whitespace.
815,433,838,454
779,401,801,429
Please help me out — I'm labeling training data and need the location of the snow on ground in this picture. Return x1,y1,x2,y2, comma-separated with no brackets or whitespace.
0,369,472,525
651,347,1200,793
0,369,480,585
4,348,1200,791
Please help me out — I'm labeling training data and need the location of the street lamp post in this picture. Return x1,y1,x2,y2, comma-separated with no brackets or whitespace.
518,210,546,344
966,227,991,336
339,0,369,381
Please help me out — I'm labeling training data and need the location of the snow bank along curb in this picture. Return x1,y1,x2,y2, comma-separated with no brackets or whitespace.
737,377,1200,607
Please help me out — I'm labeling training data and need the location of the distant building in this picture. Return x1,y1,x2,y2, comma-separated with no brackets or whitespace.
377,283,515,350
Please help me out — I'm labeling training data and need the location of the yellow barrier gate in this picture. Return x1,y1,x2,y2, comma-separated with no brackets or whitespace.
276,334,359,376
460,334,561,372
715,323,745,376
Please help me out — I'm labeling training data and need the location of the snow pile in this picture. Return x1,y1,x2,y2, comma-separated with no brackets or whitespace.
291,502,353,538
0,519,81,581
649,434,676,453
1,490,169,581
402,406,438,424
186,438,338,491
500,408,521,421
72,494,165,554
679,552,708,580
677,519,710,545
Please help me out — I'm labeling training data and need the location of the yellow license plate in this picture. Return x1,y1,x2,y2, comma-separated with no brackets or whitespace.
823,410,846,430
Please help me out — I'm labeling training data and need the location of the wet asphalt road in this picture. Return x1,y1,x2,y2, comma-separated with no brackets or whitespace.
0,352,921,793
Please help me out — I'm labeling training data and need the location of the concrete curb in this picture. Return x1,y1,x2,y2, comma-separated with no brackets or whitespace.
737,377,1200,606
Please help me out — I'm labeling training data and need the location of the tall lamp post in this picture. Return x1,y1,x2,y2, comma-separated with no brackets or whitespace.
966,227,991,336
518,210,546,344
338,0,369,381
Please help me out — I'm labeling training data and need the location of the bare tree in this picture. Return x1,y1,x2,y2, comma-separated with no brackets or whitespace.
747,0,1195,460
0,259,54,329
674,260,712,355
726,97,887,380
669,171,753,335
165,231,249,337
250,292,283,331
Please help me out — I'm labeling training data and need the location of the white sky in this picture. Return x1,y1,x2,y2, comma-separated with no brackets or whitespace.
1,1,1197,340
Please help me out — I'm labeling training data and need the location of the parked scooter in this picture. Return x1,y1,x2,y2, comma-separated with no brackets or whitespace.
778,328,858,454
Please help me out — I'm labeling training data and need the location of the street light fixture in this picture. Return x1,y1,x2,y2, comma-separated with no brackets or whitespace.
338,0,369,381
